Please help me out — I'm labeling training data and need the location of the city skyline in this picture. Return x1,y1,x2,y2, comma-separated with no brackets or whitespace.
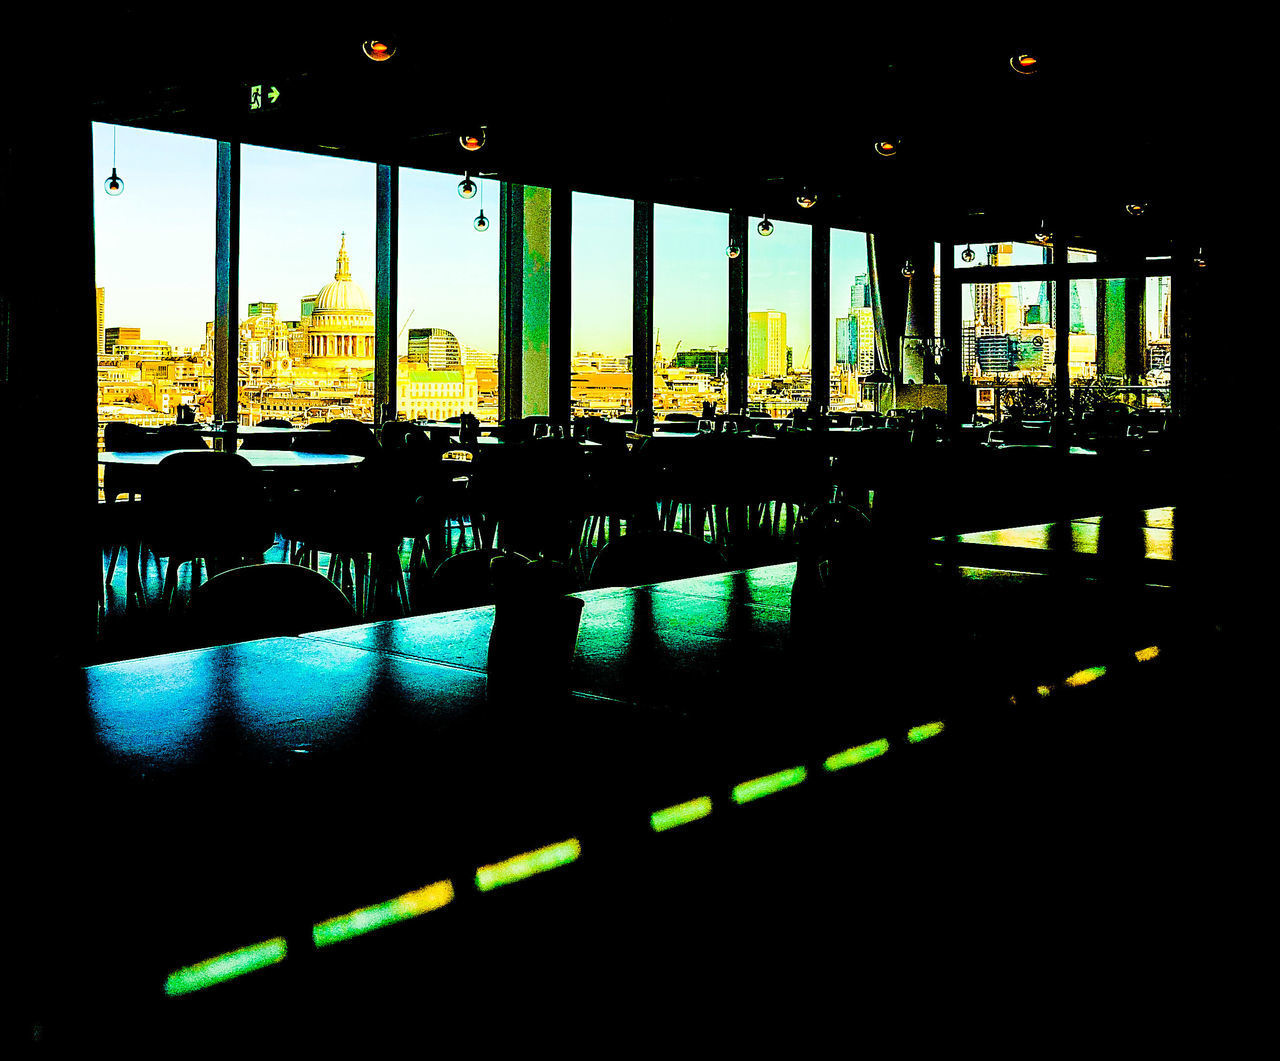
93,123,873,369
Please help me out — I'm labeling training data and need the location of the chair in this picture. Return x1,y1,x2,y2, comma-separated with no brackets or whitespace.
144,450,276,611
587,529,728,589
276,451,412,618
417,548,532,614
187,562,357,645
240,419,296,452
303,418,380,457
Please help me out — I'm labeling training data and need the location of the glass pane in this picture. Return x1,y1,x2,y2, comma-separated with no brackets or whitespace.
830,227,874,413
1067,277,1171,420
521,185,552,418
953,240,1053,269
748,216,810,418
398,169,499,423
94,123,215,497
653,204,728,419
571,191,632,419
961,278,1056,423
240,145,376,425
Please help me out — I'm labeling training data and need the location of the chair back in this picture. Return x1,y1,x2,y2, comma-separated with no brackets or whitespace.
298,418,379,456
147,450,274,559
188,562,356,643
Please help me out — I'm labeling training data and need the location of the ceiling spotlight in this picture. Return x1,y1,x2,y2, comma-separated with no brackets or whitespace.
726,243,741,259
362,40,397,61
458,173,477,199
473,210,490,232
1125,201,1148,217
796,189,818,209
757,216,775,237
1011,53,1039,75
874,138,900,157
460,128,486,152
901,259,915,279
961,245,976,263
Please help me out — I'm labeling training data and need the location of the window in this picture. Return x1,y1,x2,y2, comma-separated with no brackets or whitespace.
653,204,728,419
748,216,810,418
240,144,375,425
570,191,632,419
93,123,215,495
398,169,499,422
830,228,874,412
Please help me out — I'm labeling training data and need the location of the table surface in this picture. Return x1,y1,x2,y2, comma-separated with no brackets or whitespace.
99,448,366,468
36,556,1198,1035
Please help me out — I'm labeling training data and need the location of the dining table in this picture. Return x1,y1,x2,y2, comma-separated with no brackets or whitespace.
29,549,1211,1045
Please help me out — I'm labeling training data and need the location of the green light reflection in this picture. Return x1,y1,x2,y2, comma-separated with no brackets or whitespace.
906,721,945,743
312,880,454,948
731,766,807,804
824,739,890,771
164,937,287,997
475,838,581,892
650,796,712,832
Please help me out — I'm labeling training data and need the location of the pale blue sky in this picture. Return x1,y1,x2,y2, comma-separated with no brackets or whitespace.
93,122,870,364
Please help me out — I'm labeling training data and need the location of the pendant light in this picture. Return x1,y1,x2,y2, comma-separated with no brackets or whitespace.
104,126,124,196
458,172,477,199
362,40,397,61
961,244,976,263
795,188,817,209
473,178,489,232
726,243,741,258
757,215,774,237
901,259,915,279
1011,53,1039,75
460,127,486,152
874,137,900,157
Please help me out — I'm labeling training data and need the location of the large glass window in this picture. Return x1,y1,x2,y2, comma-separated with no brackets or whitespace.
239,144,375,425
653,204,728,419
93,123,215,494
954,240,1053,269
748,216,810,418
961,277,1057,421
570,191,632,419
398,169,499,423
830,228,873,413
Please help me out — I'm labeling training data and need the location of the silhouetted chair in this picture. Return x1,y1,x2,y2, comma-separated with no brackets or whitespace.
154,425,210,450
187,562,357,645
302,419,380,457
144,450,276,611
276,451,411,618
240,419,296,451
587,529,728,589
416,547,533,614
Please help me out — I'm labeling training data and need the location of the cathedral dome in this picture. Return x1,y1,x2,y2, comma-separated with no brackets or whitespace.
313,234,372,315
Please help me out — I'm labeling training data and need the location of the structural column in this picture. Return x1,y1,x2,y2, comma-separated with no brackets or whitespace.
550,185,572,423
728,210,748,414
810,222,830,411
214,140,240,426
632,200,653,431
498,182,524,421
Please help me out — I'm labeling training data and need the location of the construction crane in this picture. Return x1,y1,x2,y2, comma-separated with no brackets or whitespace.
397,308,415,340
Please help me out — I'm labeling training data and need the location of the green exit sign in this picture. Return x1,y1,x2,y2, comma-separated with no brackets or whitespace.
248,84,282,111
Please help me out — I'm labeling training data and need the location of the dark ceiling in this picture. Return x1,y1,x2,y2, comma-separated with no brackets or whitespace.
80,12,1229,256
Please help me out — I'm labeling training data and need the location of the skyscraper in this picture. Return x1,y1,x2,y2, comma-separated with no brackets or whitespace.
748,310,787,377
407,327,462,369
850,275,870,311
